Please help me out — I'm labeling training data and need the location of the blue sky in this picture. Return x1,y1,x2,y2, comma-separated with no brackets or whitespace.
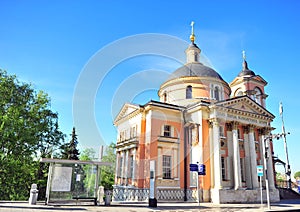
1,0,300,176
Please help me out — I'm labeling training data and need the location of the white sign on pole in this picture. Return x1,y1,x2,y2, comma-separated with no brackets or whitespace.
257,165,264,177
257,165,264,207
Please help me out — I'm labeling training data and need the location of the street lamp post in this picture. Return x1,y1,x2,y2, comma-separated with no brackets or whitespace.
279,102,291,189
274,132,291,188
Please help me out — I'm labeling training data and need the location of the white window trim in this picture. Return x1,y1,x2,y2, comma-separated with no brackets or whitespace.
210,83,223,101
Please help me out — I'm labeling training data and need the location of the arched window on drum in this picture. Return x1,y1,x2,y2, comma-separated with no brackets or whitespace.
186,85,192,99
214,86,220,101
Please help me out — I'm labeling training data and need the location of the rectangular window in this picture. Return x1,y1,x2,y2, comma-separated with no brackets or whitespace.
130,126,137,138
162,155,172,179
164,125,171,137
240,158,246,182
119,133,121,142
118,157,123,177
253,130,258,141
219,126,224,137
129,155,134,178
237,128,242,139
221,157,226,180
120,131,126,141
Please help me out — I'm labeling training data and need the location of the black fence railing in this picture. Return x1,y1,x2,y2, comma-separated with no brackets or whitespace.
276,180,298,190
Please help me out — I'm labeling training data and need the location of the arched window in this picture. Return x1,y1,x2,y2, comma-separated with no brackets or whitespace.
186,85,192,99
234,88,243,97
237,91,243,96
214,86,220,101
254,87,262,105
163,92,167,102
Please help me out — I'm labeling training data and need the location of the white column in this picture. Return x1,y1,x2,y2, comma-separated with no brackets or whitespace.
212,120,222,189
125,150,129,185
249,126,259,189
132,148,136,186
226,123,233,187
232,122,242,190
243,126,252,189
266,137,276,190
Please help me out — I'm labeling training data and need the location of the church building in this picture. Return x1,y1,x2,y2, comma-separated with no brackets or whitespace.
112,25,280,203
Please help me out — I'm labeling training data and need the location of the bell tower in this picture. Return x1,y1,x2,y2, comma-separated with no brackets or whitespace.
229,51,268,107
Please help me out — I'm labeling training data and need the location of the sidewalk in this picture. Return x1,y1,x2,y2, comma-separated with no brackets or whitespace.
0,200,300,211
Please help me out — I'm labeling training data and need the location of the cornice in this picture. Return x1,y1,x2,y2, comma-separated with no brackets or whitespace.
159,76,230,94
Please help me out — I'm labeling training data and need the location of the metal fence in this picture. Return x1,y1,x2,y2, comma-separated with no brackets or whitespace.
276,180,298,190
112,186,197,202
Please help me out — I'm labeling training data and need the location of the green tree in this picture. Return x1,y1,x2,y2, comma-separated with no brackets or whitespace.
294,171,300,179
60,127,80,160
0,70,65,200
100,143,116,190
80,148,96,161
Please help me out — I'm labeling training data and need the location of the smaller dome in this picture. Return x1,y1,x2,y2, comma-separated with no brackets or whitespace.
238,69,256,77
238,60,255,77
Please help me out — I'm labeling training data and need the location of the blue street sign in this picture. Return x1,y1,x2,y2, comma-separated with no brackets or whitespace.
189,164,198,172
198,164,206,175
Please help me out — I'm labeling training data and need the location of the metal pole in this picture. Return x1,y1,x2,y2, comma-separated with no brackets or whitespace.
260,176,263,207
45,162,53,205
280,102,291,189
196,172,200,205
262,135,271,210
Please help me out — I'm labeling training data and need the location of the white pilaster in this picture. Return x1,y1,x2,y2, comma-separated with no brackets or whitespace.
173,148,178,178
158,148,162,177
209,123,215,188
232,123,242,190
213,120,222,189
115,152,120,179
243,127,252,189
198,124,203,164
249,127,259,189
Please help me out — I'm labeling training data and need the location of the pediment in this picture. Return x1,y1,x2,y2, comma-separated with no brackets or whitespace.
114,103,140,124
215,96,274,119
226,101,258,113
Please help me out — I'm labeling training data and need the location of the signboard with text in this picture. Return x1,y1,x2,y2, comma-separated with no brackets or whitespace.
190,163,206,175
189,164,198,172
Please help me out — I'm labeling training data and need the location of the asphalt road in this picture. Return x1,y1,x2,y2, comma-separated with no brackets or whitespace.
1,200,300,212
